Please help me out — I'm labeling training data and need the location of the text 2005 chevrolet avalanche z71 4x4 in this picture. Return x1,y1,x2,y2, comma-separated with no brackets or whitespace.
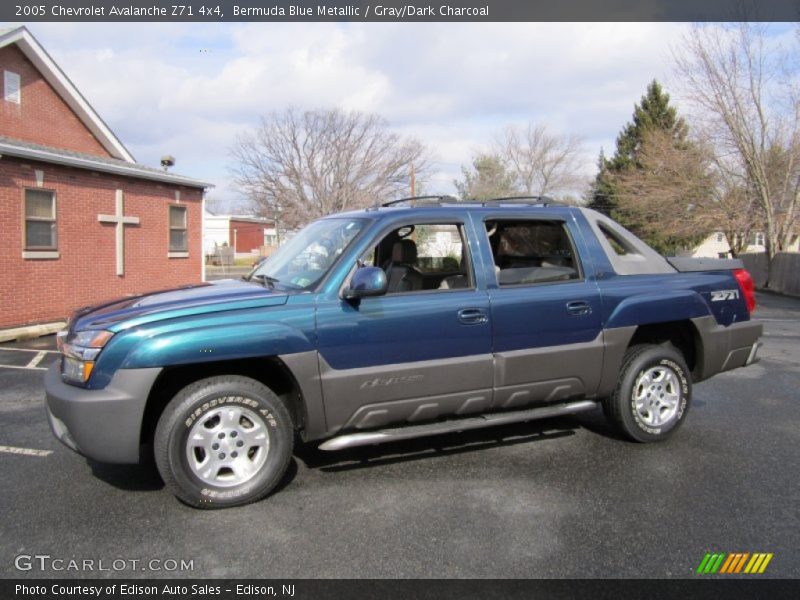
45,197,762,508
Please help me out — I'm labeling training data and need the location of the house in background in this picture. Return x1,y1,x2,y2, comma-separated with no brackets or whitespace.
689,231,799,259
0,27,210,331
203,213,279,259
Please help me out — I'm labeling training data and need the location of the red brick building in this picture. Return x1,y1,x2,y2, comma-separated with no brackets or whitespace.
0,27,210,330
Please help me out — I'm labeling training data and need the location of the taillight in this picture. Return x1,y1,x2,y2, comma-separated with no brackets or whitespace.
734,268,756,313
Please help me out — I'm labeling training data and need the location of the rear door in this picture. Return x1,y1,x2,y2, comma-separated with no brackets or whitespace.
315,217,493,433
482,216,604,408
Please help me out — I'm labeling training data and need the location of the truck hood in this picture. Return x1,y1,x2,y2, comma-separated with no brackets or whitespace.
71,279,289,333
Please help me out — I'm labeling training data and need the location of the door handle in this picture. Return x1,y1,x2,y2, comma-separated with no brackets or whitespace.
566,301,591,316
458,308,488,325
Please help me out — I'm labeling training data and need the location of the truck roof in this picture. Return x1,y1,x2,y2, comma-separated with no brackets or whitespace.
329,195,581,221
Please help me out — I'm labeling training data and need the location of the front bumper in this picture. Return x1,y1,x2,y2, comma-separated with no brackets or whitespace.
44,361,162,464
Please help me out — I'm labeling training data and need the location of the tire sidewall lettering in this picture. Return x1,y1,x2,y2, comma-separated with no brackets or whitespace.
183,394,277,429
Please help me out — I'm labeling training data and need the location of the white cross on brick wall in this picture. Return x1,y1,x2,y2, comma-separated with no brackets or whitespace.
98,190,140,276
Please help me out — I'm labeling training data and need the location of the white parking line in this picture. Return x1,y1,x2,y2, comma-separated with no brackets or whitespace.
0,348,58,371
26,351,48,368
0,445,52,457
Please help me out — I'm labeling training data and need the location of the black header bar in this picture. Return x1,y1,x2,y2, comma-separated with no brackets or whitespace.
2,0,799,22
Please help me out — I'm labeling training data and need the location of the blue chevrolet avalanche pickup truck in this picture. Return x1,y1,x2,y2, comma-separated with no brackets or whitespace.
45,197,762,508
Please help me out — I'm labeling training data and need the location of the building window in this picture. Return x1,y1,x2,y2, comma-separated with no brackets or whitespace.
753,232,765,247
24,189,57,250
169,205,188,252
716,233,725,243
4,70,21,104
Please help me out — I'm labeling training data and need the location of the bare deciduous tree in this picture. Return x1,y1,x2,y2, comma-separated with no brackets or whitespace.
675,23,799,284
610,128,766,257
495,124,586,198
609,129,717,251
230,108,429,228
707,150,762,257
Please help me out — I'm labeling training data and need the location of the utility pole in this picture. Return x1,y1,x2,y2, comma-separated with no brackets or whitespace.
410,163,416,196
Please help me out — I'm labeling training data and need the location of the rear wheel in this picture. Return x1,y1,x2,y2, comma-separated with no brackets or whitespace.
603,344,691,442
154,375,293,508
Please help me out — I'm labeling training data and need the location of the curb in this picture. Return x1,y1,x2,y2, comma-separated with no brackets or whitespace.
0,322,66,343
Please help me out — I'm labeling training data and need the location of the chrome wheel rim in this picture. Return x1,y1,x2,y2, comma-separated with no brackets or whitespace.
186,405,269,487
633,366,681,427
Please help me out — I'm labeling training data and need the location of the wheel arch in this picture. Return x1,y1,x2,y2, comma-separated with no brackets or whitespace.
139,355,309,455
598,319,702,397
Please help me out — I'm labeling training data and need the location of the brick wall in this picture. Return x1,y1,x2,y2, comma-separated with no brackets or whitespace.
230,219,266,253
0,156,204,328
0,45,112,158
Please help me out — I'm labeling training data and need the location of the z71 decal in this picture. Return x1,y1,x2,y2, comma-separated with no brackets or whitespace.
710,289,740,301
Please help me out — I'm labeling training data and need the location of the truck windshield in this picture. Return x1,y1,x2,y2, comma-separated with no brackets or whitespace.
249,218,366,290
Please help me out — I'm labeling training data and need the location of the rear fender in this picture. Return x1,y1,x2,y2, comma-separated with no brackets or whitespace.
605,290,710,329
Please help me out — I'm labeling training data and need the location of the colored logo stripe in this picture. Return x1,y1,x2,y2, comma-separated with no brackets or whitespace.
697,553,773,574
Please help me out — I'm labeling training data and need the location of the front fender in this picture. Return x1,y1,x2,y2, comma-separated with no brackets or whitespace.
605,290,710,329
88,301,317,389
120,321,313,369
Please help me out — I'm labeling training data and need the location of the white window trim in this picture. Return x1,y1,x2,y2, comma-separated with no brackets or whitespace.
168,252,189,258
22,251,59,259
4,70,21,104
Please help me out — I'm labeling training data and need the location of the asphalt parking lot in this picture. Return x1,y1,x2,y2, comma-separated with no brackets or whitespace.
0,292,797,579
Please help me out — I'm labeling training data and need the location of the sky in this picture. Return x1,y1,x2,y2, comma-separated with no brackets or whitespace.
4,22,786,212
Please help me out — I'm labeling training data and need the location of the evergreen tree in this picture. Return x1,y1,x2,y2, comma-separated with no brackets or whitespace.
454,153,519,201
589,80,688,218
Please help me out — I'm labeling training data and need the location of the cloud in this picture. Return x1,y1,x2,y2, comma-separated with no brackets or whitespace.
10,21,708,206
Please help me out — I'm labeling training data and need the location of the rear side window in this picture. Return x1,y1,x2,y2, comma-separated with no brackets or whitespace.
485,220,581,286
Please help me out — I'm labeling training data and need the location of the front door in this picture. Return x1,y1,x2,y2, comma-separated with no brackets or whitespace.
315,220,493,433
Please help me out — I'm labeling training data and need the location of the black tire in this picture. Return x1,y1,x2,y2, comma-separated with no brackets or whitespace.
603,344,692,443
154,375,294,509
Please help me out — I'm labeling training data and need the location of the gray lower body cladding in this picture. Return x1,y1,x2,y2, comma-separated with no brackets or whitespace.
315,336,604,440
692,316,762,381
44,362,161,464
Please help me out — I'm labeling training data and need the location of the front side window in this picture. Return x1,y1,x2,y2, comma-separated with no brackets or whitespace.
486,219,580,286
251,218,365,290
24,189,57,250
363,223,473,294
169,205,188,252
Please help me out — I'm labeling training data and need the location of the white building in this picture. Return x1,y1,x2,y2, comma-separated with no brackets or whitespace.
690,231,799,258
203,213,279,258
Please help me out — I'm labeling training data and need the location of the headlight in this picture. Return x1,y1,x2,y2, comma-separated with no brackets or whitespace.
59,329,114,384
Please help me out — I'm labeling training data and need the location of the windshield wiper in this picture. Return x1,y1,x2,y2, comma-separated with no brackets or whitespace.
249,273,280,290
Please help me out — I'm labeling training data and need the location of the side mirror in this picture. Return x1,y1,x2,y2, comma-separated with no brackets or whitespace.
344,266,388,300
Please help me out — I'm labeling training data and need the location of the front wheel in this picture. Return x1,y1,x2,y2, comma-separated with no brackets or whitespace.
154,375,294,508
603,344,692,443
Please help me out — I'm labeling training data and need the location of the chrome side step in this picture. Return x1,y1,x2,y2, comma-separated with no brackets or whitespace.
318,399,598,451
